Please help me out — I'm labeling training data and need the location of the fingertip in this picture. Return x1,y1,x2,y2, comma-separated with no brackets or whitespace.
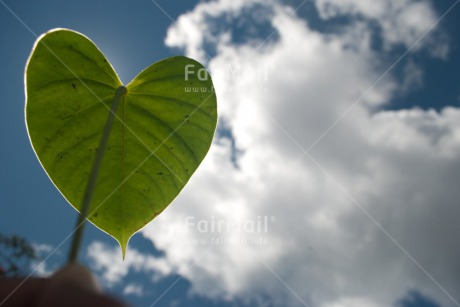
49,262,100,293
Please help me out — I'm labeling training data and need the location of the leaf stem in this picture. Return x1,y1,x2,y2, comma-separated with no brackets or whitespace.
67,85,127,264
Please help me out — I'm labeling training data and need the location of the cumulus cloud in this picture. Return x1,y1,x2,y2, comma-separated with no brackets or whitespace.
399,60,424,94
31,243,54,254
315,0,449,58
30,243,58,277
165,0,276,63
123,283,144,297
95,0,460,306
86,241,173,287
30,261,54,277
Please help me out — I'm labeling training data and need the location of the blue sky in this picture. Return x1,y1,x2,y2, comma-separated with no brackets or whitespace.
1,0,460,306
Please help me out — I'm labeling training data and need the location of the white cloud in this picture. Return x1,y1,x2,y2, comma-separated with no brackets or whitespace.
399,59,424,94
123,283,144,297
137,0,460,306
32,243,54,254
30,261,54,277
86,241,173,287
30,243,58,277
165,0,275,63
315,0,449,58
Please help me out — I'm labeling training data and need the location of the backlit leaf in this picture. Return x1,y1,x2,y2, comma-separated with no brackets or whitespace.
25,29,217,257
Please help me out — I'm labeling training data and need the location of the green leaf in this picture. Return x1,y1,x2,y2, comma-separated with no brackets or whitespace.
25,28,217,258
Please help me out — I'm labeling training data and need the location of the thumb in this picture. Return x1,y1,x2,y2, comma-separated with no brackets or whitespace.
47,262,101,293
37,263,126,307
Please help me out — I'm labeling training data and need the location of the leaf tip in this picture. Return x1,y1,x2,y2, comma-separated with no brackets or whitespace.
117,235,130,261
121,245,127,260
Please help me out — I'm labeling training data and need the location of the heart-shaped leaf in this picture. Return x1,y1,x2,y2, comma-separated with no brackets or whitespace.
25,29,217,257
